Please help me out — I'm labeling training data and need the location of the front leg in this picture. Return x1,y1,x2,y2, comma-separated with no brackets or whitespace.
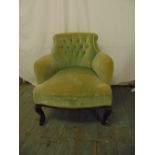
35,104,45,126
101,107,112,125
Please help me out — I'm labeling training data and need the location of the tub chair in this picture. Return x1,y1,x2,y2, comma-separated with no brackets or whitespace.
33,33,113,125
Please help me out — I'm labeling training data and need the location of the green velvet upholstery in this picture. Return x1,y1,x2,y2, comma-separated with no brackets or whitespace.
52,33,100,68
92,52,113,84
34,54,59,84
33,33,113,108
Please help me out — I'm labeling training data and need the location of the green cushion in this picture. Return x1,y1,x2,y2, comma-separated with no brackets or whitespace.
92,52,113,84
52,33,99,69
33,67,112,108
34,54,59,84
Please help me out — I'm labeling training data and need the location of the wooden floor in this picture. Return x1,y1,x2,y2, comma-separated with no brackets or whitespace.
19,83,135,155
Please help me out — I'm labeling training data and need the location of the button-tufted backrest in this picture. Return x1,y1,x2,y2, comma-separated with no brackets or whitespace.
52,33,100,68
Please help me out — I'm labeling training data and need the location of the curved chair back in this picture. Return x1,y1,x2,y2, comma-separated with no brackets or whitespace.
52,33,100,68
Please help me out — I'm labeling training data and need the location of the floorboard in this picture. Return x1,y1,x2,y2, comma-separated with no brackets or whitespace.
19,83,135,155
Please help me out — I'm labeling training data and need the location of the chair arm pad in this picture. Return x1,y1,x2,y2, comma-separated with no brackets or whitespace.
34,54,59,84
92,52,114,84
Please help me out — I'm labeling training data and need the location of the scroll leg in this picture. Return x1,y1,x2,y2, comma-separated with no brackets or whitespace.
35,105,45,126
101,107,112,125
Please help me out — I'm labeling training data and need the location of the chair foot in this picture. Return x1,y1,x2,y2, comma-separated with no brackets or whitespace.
101,107,112,125
35,105,45,126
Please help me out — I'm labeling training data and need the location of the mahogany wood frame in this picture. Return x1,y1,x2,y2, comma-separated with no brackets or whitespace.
35,104,112,126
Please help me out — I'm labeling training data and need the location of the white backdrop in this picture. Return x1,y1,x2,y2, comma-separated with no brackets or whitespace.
19,0,135,85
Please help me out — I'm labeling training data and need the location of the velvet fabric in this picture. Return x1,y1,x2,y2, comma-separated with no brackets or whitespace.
33,33,113,108
52,33,99,68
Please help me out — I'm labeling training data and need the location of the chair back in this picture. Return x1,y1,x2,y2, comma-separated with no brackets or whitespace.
52,33,100,68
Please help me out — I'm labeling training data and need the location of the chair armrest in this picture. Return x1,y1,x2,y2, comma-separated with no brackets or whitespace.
92,52,114,84
34,54,59,84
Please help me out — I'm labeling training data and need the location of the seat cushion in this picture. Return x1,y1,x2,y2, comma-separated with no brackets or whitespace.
33,67,112,108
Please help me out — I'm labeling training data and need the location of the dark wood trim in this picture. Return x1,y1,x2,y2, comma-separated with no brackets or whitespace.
35,104,112,126
35,103,111,110
35,105,45,126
